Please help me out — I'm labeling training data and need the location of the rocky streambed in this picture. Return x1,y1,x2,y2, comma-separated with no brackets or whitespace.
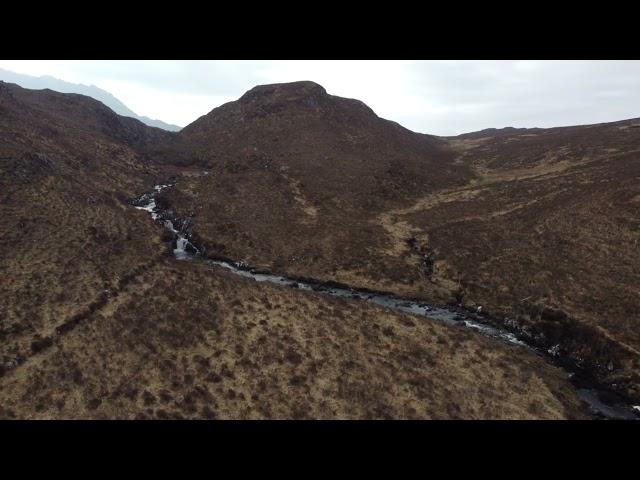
132,180,639,420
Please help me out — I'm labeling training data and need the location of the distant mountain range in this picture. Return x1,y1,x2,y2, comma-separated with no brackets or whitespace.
0,68,182,131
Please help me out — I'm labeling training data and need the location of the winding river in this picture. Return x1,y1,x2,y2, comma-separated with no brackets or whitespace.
134,181,639,420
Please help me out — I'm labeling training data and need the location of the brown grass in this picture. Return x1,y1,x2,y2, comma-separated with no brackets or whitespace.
0,260,587,419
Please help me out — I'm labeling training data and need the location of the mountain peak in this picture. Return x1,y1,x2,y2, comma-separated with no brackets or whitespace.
237,81,330,111
240,81,327,102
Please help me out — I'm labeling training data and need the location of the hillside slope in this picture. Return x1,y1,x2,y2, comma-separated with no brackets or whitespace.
158,81,472,299
162,82,640,402
0,81,168,371
0,69,182,131
426,122,640,399
0,82,591,419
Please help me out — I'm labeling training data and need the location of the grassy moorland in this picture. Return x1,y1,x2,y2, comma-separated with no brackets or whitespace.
0,259,586,419
0,80,635,418
159,83,640,402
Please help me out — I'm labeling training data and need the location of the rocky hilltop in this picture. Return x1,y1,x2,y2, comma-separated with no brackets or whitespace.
154,81,472,299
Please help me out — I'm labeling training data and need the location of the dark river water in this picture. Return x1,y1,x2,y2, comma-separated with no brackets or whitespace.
134,181,639,420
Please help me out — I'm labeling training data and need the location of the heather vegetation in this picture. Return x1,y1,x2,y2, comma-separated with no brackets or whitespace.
1,80,638,418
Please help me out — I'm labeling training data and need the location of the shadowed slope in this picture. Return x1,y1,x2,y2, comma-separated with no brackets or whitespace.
0,81,168,370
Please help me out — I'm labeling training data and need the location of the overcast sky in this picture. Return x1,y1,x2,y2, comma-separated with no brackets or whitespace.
1,60,639,135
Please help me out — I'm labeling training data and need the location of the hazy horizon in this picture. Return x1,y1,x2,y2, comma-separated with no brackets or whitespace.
1,60,640,135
